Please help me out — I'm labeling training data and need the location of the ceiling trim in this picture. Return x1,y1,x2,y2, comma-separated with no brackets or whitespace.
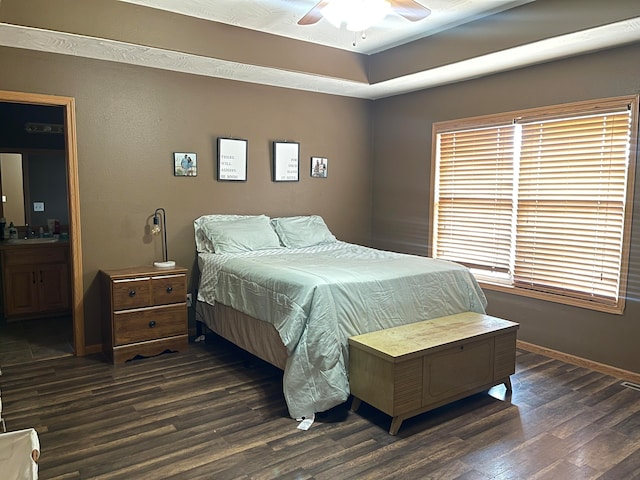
1,18,640,100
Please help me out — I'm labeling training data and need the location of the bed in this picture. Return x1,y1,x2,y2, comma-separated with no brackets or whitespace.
194,214,487,420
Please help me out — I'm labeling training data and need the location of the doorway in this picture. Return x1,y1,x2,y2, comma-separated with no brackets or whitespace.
0,89,84,358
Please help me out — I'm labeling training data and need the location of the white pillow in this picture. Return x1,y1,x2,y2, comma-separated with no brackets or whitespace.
199,215,282,253
194,214,269,253
271,215,337,248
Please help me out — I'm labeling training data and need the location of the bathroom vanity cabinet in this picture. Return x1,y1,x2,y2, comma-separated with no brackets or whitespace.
0,242,71,320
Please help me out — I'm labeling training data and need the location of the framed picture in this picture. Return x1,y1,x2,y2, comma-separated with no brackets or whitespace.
273,141,300,182
310,157,328,178
217,138,248,181
174,152,197,176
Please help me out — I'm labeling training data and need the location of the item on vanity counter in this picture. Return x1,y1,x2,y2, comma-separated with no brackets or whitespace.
8,222,18,239
0,218,5,240
47,219,61,235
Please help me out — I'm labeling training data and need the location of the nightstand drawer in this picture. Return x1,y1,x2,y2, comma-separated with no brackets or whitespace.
113,304,186,345
112,277,151,310
151,274,186,305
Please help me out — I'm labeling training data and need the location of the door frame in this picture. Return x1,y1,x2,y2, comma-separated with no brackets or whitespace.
0,89,84,356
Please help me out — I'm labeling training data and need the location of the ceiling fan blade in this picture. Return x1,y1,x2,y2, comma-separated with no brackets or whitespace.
297,1,331,26
390,0,431,22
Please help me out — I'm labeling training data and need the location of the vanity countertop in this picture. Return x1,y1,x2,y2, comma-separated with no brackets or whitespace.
0,239,70,250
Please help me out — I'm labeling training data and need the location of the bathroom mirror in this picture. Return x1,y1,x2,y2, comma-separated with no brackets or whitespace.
0,153,26,225
0,150,68,229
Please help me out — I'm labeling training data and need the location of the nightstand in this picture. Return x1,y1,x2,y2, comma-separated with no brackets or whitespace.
100,265,188,364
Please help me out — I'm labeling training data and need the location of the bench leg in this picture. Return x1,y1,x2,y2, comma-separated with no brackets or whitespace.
389,416,403,436
351,397,362,412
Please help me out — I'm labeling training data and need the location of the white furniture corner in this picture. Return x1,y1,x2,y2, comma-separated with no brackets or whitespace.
0,428,40,480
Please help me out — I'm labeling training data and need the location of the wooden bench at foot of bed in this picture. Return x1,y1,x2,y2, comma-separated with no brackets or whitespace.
348,312,519,435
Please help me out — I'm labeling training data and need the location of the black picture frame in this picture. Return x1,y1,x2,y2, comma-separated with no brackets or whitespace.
217,138,248,181
272,141,300,182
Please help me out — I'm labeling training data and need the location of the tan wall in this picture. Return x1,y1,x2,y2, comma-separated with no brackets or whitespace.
0,47,373,346
372,43,640,374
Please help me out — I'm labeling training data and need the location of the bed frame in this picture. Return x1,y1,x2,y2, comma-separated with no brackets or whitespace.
196,300,287,370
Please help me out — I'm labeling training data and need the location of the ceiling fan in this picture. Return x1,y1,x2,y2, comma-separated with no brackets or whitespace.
298,0,431,27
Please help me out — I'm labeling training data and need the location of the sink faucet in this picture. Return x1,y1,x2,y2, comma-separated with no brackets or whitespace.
25,224,36,238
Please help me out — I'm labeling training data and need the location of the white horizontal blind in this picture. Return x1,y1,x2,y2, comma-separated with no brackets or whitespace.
432,96,636,312
434,125,515,274
515,110,631,304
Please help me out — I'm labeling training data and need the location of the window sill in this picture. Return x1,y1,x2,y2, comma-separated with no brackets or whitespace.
477,280,625,315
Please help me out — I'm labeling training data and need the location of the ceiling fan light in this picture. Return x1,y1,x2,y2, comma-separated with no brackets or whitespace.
322,0,391,32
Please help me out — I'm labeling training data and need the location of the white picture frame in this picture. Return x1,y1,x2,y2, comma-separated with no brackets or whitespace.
310,156,328,178
173,152,197,176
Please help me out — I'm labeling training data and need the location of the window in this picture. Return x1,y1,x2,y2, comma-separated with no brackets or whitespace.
431,96,638,313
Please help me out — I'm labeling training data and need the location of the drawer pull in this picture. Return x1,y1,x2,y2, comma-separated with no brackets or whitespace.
148,321,156,328
129,290,136,297
166,286,173,293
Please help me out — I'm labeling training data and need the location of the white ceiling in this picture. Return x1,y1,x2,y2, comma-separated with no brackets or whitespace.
1,1,640,99
117,0,534,54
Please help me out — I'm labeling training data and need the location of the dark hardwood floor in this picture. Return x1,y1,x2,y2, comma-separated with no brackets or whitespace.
1,335,639,479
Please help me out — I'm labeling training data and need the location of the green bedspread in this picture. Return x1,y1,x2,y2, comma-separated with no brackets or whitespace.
198,242,487,419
